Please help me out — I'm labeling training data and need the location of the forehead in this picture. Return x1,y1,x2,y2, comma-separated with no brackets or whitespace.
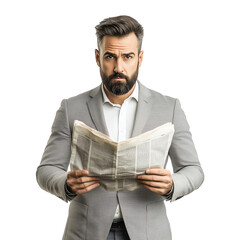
99,32,138,53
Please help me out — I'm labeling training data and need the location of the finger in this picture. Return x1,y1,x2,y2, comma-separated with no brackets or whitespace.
138,174,161,181
75,182,100,195
146,168,171,176
69,180,99,193
138,174,171,183
74,169,90,177
138,180,168,189
67,169,89,179
74,180,100,190
76,176,100,183
141,184,166,195
67,177,99,190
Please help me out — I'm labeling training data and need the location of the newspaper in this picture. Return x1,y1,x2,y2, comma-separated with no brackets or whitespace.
70,120,174,191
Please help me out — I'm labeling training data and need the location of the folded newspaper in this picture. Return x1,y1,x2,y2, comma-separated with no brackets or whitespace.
70,120,174,191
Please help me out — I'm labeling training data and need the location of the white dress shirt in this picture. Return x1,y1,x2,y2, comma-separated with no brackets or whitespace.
101,81,139,219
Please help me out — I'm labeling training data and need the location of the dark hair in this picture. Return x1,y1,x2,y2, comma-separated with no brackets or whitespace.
95,15,144,52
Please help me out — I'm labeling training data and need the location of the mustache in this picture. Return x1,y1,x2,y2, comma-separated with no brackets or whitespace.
108,72,129,81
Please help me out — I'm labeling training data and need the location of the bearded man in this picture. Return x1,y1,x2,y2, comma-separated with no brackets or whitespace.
37,15,204,240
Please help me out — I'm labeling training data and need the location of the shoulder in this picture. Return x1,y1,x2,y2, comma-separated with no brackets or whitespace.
59,85,101,116
66,85,101,104
138,81,177,107
57,85,102,129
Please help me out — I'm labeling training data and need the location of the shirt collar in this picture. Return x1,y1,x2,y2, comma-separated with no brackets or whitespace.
101,81,139,106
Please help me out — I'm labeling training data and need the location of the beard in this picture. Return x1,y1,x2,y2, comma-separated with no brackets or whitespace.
100,63,139,96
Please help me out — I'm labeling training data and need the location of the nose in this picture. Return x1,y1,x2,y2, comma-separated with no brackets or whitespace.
114,58,124,73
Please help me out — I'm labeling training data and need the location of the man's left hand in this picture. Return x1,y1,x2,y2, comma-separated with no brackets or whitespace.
137,168,173,195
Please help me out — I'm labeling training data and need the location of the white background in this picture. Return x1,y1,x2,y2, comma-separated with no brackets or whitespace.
1,0,239,239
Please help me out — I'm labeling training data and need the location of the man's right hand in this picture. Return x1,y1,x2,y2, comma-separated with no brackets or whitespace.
67,169,100,195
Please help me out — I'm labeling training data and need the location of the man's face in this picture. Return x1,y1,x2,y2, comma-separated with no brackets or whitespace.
95,32,143,95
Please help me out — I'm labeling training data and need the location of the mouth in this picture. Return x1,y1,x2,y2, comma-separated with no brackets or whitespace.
112,77,126,81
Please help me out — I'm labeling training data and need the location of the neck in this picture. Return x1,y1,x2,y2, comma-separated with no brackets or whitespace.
103,84,136,105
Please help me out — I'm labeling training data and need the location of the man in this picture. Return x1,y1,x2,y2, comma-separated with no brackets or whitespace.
37,15,204,240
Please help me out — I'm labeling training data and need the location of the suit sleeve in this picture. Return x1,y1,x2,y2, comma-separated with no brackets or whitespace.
169,99,204,201
36,99,73,202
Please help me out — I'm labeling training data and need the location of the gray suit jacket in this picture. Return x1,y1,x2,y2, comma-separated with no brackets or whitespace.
36,81,204,240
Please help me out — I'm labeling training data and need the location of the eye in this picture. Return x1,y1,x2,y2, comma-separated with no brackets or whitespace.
124,55,133,60
105,55,114,60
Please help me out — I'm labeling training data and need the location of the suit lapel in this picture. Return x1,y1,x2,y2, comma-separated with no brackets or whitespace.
131,82,153,137
87,85,109,136
86,82,153,138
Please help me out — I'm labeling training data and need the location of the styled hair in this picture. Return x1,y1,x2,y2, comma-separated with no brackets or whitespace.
95,15,144,52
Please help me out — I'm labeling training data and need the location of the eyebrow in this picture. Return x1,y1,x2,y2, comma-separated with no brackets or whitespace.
123,52,135,57
103,52,136,57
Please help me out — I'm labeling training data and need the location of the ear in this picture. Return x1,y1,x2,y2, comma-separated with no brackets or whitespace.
138,50,144,67
95,49,100,67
